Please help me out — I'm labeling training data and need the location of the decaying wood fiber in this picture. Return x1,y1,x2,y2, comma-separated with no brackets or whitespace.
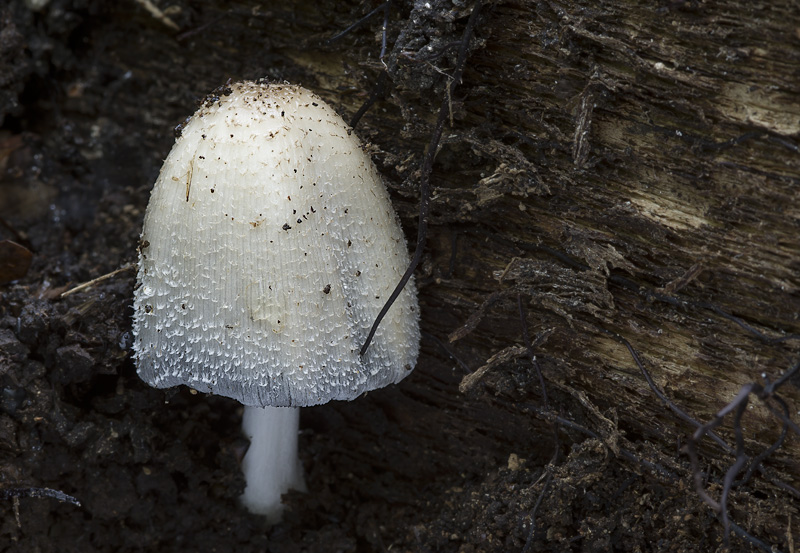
1,0,798,550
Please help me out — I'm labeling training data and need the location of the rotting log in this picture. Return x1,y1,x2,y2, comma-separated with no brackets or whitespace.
1,0,798,550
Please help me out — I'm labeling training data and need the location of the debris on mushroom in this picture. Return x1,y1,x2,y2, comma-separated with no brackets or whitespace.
132,81,420,522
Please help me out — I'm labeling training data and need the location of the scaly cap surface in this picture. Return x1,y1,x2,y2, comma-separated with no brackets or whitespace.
132,82,420,407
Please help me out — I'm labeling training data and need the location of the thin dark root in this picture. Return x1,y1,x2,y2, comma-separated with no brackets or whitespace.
521,472,552,553
421,330,471,373
518,337,797,551
176,12,228,41
380,1,390,64
327,1,391,44
517,294,559,455
360,0,484,356
517,294,562,553
517,294,549,406
736,395,788,489
333,1,393,128
608,329,799,549
456,230,799,549
350,71,388,129
605,329,733,453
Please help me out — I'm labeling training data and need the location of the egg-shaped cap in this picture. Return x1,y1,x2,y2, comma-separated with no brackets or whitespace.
132,81,420,407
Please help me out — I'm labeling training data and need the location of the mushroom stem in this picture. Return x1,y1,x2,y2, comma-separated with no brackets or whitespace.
240,406,305,521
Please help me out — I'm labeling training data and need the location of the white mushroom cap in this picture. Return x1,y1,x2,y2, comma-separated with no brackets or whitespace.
132,82,420,407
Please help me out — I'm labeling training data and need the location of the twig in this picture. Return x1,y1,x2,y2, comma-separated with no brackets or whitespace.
60,263,136,298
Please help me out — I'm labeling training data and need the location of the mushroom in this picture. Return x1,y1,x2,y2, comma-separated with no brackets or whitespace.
132,81,420,522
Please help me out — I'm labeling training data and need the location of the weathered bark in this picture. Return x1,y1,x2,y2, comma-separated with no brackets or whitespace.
1,0,798,551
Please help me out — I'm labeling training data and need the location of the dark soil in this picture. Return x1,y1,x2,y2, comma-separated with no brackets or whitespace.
0,1,797,552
